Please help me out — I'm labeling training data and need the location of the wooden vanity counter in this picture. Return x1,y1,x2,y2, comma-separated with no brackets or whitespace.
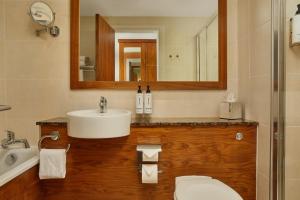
36,117,258,200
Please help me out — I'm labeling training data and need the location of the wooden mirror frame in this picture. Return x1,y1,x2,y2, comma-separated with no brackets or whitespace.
70,0,227,90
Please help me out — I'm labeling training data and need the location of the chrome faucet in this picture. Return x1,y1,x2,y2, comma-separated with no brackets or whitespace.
1,131,30,149
99,96,107,113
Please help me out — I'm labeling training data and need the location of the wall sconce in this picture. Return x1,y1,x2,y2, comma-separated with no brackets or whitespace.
28,1,60,37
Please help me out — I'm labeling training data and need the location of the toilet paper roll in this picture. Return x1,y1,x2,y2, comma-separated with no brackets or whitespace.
142,149,159,162
137,145,162,162
142,164,158,184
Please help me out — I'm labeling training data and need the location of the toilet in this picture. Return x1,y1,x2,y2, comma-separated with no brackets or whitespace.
174,176,243,200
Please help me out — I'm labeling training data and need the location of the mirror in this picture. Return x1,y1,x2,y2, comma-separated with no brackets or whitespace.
71,0,227,90
29,2,54,26
29,1,60,37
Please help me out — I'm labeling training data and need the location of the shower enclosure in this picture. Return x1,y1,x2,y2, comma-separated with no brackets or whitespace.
272,0,300,199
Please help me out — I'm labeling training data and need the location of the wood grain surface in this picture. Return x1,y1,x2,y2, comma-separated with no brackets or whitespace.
70,0,228,90
95,14,115,81
39,124,257,200
0,166,40,200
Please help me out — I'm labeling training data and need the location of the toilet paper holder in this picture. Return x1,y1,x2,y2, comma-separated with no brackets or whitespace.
138,166,163,174
136,144,163,174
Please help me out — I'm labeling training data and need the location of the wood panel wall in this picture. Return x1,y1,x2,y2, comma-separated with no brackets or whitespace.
39,124,257,200
0,166,41,200
145,42,157,81
95,14,115,81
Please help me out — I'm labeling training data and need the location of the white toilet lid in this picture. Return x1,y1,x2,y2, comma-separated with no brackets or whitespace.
175,177,243,200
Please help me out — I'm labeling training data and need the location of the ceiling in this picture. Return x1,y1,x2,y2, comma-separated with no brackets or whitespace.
80,0,218,17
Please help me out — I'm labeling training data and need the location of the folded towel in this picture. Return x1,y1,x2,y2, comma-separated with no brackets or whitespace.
39,149,66,180
80,60,86,67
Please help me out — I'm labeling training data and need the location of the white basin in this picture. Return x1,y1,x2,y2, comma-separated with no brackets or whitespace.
67,109,131,139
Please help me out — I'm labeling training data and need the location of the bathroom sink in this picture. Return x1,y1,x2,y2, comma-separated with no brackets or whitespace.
67,109,131,139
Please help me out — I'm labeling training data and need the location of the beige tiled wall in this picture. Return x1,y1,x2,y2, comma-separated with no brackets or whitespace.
238,0,272,199
285,0,300,199
0,0,239,145
0,0,7,137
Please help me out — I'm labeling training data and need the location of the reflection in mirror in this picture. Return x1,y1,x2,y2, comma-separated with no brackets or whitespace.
122,47,142,82
29,2,54,26
79,0,219,82
197,15,219,81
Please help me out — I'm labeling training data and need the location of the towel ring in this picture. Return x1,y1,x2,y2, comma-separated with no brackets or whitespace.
38,131,70,153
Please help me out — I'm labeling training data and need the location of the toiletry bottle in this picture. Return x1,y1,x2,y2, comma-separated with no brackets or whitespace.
136,85,144,114
144,85,152,114
292,4,300,45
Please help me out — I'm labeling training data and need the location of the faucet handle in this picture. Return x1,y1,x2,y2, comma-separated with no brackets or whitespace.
6,130,15,140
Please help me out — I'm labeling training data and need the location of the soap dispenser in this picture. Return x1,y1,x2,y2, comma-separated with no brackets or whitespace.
291,4,300,46
144,85,152,114
136,85,144,114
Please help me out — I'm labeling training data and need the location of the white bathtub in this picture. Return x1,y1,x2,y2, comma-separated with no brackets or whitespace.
0,146,39,187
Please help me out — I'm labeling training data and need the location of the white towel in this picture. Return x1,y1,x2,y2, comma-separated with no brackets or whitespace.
39,149,66,180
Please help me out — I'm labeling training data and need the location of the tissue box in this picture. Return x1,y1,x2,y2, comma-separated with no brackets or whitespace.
219,102,242,120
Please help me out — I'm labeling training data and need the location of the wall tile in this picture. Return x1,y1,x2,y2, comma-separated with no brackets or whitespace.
250,0,272,28
0,79,7,139
285,126,300,179
238,0,272,199
257,124,271,176
250,21,272,78
257,173,270,200
5,41,69,79
285,0,300,199
249,76,271,125
285,179,300,200
0,41,5,79
238,0,250,40
0,0,5,40
227,0,238,45
286,74,300,125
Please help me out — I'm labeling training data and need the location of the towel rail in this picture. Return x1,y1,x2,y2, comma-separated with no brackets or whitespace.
38,131,70,153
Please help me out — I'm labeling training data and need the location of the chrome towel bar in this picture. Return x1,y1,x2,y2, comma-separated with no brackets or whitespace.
38,131,70,153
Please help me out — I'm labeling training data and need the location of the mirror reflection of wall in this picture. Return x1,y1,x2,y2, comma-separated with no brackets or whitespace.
80,17,96,81
79,0,218,82
123,47,142,82
197,15,219,81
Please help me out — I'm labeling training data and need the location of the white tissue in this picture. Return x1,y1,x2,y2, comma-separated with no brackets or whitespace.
39,149,66,180
137,145,162,162
142,164,158,184
225,92,236,103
